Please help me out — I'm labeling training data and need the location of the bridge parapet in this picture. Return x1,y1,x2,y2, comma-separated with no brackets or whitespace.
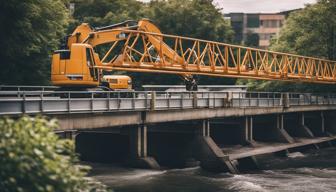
0,90,335,115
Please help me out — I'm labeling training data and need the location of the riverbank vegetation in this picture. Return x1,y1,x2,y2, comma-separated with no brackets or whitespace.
0,116,109,192
0,0,334,91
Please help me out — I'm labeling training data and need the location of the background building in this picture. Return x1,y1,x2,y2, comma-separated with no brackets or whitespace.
225,10,298,49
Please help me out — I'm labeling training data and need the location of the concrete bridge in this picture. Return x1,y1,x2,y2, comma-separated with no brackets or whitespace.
2,89,336,173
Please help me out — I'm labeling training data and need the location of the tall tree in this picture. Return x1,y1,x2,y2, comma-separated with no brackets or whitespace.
271,0,336,60
142,0,235,86
0,0,69,85
239,0,336,92
145,0,233,43
71,0,235,87
71,0,145,28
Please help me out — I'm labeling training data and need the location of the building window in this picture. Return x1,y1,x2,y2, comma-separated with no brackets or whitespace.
261,20,281,28
247,14,260,28
259,33,276,40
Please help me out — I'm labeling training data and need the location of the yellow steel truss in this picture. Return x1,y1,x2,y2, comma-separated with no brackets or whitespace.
94,29,336,84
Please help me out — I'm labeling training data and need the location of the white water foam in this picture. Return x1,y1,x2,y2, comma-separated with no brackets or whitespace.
93,169,167,185
169,166,201,172
287,152,305,158
229,180,268,192
118,170,167,180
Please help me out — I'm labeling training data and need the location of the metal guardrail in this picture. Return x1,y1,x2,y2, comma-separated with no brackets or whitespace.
0,90,336,115
0,85,58,92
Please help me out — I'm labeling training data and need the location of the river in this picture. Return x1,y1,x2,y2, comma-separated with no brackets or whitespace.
88,147,336,192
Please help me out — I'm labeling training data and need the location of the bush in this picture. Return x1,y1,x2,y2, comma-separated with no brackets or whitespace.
0,116,109,192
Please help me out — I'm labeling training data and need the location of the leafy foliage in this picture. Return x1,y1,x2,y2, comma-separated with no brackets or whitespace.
71,0,145,28
271,0,336,60
245,32,259,48
240,0,336,92
0,116,109,192
145,0,233,43
236,79,336,93
1,0,235,87
0,0,69,85
72,0,235,87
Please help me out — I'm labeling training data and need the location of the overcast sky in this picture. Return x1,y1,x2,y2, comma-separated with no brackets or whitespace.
139,0,317,13
213,0,317,13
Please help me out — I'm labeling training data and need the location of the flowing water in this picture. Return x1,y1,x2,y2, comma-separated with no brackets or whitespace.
88,147,336,192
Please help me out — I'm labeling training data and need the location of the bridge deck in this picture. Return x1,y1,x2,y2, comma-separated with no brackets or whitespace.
1,90,335,116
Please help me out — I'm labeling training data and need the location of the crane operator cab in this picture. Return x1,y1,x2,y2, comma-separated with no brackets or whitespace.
51,43,132,90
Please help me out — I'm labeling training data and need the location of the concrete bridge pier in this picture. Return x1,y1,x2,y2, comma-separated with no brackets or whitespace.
211,117,254,146
242,116,254,145
124,125,160,169
284,113,314,138
192,119,239,173
304,112,328,136
253,114,294,143
275,114,295,143
323,111,336,135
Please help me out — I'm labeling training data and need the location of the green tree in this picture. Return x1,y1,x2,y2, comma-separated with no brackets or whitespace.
245,32,259,47
271,0,336,60
239,0,336,92
145,0,233,43
71,0,145,28
0,116,108,192
0,0,69,85
71,0,235,87
140,0,235,86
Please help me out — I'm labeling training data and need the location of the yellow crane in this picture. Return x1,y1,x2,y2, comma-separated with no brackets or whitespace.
51,19,336,91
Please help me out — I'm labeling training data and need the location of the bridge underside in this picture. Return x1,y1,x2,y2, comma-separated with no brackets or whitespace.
59,109,336,173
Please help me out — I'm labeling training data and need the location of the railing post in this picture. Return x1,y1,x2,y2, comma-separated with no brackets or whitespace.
67,92,71,112
107,92,111,111
40,92,44,113
192,91,198,108
273,93,275,106
132,92,136,109
223,92,230,107
282,93,289,108
180,92,184,108
144,92,148,110
249,93,251,107
167,92,171,108
22,92,26,114
117,92,121,109
150,91,156,111
91,92,94,111
213,93,216,107
208,92,211,108
328,94,330,105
